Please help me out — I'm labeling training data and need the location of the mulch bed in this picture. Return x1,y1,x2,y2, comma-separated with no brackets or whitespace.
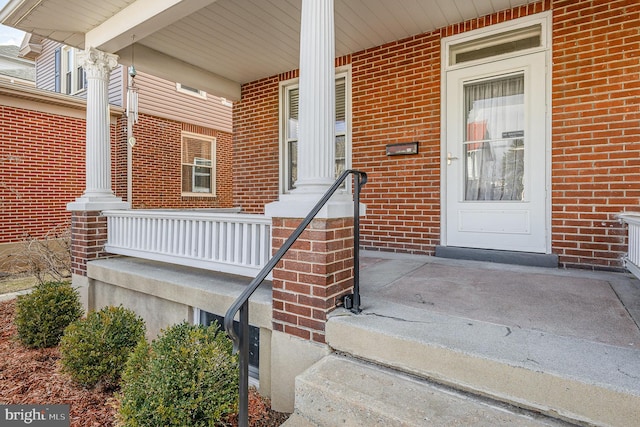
0,299,290,426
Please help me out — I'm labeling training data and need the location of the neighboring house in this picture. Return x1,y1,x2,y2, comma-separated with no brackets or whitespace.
0,44,34,85
0,37,233,271
1,0,639,423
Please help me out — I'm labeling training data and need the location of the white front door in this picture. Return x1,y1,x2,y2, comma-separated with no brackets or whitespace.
445,51,548,253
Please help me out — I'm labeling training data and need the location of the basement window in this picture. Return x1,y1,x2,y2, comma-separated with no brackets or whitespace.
196,309,260,381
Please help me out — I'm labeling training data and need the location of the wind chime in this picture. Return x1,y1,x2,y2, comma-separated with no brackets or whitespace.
126,37,138,147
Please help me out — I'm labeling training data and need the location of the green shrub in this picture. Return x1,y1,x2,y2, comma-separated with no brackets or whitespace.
59,306,146,389
119,322,238,427
14,281,83,348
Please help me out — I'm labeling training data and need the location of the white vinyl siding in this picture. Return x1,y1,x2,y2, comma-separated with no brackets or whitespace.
34,42,229,132
35,39,59,92
137,73,232,134
35,40,123,106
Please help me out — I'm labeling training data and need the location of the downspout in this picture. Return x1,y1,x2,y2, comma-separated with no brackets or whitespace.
127,139,132,205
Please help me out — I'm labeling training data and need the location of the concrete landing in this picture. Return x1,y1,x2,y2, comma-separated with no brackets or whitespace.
312,252,640,426
358,251,640,348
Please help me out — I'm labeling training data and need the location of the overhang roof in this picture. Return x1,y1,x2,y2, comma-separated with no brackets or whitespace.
0,0,534,100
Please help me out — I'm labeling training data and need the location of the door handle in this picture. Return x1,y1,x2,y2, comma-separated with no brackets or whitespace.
447,152,459,165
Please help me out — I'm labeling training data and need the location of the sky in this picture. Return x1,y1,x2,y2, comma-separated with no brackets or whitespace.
0,0,25,46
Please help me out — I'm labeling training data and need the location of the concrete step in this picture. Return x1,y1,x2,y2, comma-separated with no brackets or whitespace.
324,301,640,427
287,354,572,427
280,413,318,427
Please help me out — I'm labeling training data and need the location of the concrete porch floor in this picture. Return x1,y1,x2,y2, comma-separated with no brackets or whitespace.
287,251,640,426
358,250,640,349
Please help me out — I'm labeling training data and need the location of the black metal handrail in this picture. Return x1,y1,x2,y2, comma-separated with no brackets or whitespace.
224,169,367,427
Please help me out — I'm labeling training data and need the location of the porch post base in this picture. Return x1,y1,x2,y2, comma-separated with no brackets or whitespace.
69,210,110,277
67,195,130,212
271,215,355,344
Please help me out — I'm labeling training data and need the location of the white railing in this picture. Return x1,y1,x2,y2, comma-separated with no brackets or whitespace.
620,213,640,280
102,209,272,278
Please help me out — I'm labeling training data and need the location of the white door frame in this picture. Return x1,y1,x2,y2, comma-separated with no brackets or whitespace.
440,12,552,253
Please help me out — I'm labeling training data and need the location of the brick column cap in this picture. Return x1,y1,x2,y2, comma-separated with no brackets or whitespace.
67,199,130,212
265,192,365,219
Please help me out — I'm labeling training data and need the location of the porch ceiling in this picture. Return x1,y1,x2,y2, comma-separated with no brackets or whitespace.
1,0,534,99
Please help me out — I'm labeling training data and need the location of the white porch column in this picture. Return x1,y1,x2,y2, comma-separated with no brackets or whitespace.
265,0,351,218
67,47,129,211
294,0,335,194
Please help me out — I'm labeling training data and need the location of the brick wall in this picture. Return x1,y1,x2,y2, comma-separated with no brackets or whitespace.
233,76,281,213
234,0,639,270
113,114,234,209
551,0,640,269
0,105,84,244
1,105,233,248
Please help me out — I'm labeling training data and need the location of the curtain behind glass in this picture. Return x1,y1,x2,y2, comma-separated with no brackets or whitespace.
464,74,525,201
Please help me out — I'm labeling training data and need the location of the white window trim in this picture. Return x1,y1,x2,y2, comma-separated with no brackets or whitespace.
443,11,551,72
61,46,85,95
181,131,216,197
176,83,207,99
278,65,352,195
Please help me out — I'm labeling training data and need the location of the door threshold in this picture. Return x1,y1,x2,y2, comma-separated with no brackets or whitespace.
435,246,558,268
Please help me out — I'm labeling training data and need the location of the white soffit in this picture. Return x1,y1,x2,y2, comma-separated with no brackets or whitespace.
1,0,535,89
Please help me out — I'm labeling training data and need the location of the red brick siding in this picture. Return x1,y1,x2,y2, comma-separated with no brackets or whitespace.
551,0,640,269
70,211,107,276
233,76,282,213
0,106,84,244
271,218,354,344
113,114,234,209
2,106,233,247
234,1,639,270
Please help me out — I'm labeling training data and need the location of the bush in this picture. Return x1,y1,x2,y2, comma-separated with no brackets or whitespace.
59,306,146,389
119,322,238,427
15,281,83,348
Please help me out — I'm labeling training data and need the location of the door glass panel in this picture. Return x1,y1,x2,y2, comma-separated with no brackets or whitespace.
464,74,525,201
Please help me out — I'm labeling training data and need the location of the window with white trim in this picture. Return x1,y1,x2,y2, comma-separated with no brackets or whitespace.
181,133,216,196
281,71,350,193
59,46,86,94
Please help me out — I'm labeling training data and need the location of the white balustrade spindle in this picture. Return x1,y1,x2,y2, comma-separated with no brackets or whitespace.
620,213,640,280
103,210,272,278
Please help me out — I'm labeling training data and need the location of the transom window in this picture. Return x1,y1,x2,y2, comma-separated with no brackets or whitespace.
281,72,350,193
181,133,216,196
